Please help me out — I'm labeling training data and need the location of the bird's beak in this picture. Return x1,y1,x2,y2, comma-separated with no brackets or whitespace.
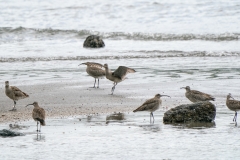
25,104,33,107
180,87,186,89
161,95,171,98
79,63,86,66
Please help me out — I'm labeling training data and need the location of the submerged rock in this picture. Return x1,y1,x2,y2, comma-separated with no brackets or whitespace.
0,129,25,137
83,35,105,48
163,102,216,124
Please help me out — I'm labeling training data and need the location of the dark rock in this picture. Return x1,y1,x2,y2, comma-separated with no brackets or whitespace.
0,129,25,137
83,35,105,48
163,102,216,124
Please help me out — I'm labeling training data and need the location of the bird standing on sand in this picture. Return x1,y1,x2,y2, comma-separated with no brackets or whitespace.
103,63,136,95
133,94,170,123
5,81,29,111
80,62,105,88
26,102,46,132
226,93,240,123
181,86,215,103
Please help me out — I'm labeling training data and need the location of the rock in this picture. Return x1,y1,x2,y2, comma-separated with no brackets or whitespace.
0,129,25,137
83,35,105,48
9,124,29,130
163,102,216,124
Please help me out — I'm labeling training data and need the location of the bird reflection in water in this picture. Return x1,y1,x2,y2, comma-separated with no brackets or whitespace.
106,113,125,124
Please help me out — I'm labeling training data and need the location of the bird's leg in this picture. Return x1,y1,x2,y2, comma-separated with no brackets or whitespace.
150,113,152,123
39,124,41,132
97,78,100,88
37,121,39,132
91,79,96,88
151,112,155,124
111,83,116,95
233,112,237,122
9,101,17,111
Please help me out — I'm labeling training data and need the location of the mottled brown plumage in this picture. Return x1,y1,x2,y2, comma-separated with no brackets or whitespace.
226,93,240,122
181,86,215,103
26,102,46,132
103,63,136,94
5,81,29,111
80,62,105,88
133,94,170,123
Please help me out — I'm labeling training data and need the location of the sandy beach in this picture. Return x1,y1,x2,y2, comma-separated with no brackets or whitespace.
0,77,232,124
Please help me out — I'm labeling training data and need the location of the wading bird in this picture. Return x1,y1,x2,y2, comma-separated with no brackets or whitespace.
226,93,240,123
80,62,105,88
133,94,170,123
181,86,215,103
103,63,136,95
26,102,46,132
5,81,29,111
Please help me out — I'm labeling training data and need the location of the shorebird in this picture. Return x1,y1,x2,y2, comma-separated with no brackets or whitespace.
226,93,240,123
26,102,46,132
103,63,136,94
5,81,29,111
133,94,170,123
79,62,105,88
181,86,215,103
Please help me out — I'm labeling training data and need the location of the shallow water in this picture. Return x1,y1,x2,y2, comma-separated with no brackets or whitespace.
0,106,240,160
1,0,240,159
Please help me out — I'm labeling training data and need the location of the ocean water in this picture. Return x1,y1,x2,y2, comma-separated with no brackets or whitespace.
1,0,240,159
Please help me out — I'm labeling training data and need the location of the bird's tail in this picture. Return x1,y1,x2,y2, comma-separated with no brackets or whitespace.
39,119,46,126
23,92,29,98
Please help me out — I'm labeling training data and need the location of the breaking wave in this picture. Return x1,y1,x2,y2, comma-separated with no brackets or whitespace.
0,27,239,41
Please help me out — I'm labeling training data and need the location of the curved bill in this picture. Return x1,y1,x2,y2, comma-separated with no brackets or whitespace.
78,63,86,66
180,87,186,89
25,103,33,107
160,95,171,98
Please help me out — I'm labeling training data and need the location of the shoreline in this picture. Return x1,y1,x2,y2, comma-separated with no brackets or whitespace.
0,79,230,124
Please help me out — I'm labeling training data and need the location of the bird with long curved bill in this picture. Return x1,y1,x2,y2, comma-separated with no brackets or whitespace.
79,62,105,88
133,94,171,123
226,93,240,124
26,102,46,132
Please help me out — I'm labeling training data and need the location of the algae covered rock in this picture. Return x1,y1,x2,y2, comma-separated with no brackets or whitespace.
163,102,216,124
0,129,25,137
83,35,105,48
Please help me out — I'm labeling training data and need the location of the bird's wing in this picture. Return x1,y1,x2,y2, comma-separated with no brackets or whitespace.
134,98,159,112
112,66,136,80
33,107,46,120
88,62,104,68
228,100,240,110
11,86,29,98
89,67,105,76
191,90,214,101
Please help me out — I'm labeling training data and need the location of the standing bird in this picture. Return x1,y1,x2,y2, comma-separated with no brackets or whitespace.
103,63,136,95
181,86,215,103
5,81,29,111
226,93,240,123
79,62,105,88
26,102,46,132
133,94,170,123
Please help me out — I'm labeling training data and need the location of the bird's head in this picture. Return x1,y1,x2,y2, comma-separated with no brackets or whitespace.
227,93,234,100
103,64,108,69
155,94,171,98
5,81,9,87
26,102,38,107
181,86,190,91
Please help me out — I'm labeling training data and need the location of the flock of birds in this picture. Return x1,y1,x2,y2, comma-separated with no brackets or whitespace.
3,62,240,131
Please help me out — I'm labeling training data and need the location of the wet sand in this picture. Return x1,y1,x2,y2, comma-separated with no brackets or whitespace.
0,78,230,124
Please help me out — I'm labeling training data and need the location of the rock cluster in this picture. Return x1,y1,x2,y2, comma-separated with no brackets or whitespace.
163,102,216,124
0,129,25,137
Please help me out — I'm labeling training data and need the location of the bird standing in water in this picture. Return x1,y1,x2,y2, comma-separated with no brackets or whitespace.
133,94,170,123
226,93,240,124
26,102,46,132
